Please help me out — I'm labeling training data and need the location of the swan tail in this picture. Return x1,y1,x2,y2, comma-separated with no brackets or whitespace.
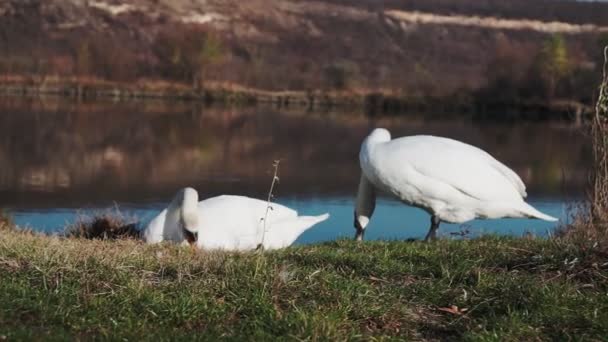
519,202,558,222
301,213,331,227
288,213,330,239
263,213,330,250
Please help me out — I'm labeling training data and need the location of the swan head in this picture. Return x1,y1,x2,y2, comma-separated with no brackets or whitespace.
354,214,370,241
178,187,199,245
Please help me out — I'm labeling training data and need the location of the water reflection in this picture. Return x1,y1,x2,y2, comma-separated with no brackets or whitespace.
0,97,590,239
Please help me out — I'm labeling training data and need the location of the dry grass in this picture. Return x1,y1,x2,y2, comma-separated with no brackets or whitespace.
560,46,608,243
386,9,608,33
64,211,140,240
591,46,608,224
0,210,13,231
1,228,607,340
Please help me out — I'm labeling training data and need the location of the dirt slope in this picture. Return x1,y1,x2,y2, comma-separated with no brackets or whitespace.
0,0,606,97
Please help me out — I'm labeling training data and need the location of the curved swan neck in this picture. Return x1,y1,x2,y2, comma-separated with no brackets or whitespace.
168,187,199,234
354,174,376,240
361,128,391,161
366,128,392,145
180,188,199,233
356,129,388,241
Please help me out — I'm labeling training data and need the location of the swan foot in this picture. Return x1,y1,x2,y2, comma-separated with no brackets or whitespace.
424,216,440,242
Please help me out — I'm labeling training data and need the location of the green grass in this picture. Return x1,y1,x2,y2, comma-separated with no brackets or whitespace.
1,230,607,341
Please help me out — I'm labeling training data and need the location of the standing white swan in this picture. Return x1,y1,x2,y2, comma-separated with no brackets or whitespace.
354,128,558,241
143,188,329,251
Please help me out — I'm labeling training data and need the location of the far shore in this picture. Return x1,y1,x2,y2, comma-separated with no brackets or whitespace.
0,75,594,121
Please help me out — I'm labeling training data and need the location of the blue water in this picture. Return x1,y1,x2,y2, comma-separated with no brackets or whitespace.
0,100,587,243
10,196,573,243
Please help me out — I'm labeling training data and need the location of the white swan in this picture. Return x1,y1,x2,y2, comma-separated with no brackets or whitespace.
354,128,558,241
143,188,329,251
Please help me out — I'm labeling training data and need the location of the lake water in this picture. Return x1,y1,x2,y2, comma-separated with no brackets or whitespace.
0,98,590,243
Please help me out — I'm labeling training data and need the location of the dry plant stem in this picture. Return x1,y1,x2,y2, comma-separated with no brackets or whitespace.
258,160,281,250
591,45,608,227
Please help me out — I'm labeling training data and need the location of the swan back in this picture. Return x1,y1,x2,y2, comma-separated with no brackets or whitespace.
195,195,328,251
144,191,330,250
363,135,525,201
359,130,542,223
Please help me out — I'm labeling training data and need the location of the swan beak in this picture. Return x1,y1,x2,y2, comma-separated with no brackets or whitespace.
182,227,197,247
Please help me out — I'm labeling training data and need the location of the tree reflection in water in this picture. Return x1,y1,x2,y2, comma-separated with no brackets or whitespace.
0,97,590,209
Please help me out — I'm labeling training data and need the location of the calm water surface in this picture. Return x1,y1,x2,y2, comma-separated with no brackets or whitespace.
0,98,590,243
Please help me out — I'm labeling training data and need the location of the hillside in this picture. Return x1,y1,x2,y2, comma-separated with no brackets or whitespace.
1,0,607,105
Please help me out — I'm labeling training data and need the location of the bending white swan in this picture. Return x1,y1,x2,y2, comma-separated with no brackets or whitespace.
354,128,558,241
143,188,330,251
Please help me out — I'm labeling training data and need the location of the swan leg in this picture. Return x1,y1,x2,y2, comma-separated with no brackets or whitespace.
424,216,440,242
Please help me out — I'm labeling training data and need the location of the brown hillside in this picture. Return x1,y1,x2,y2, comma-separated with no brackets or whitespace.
0,0,607,102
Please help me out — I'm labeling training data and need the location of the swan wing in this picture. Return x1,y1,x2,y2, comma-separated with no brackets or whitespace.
199,195,297,219
142,209,167,243
372,136,525,202
195,195,299,250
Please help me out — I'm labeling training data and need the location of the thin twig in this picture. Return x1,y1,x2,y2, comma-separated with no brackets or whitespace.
604,45,608,83
595,46,608,117
258,160,281,250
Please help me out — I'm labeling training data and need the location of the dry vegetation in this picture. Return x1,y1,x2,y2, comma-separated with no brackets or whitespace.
64,211,140,240
557,46,608,247
0,0,607,113
591,46,608,224
0,210,12,231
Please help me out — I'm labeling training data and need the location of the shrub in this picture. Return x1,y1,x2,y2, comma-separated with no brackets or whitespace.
560,46,608,242
65,212,140,240
0,210,13,231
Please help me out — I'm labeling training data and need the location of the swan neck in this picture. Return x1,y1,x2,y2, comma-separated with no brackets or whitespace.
168,188,199,234
180,189,199,233
354,174,376,236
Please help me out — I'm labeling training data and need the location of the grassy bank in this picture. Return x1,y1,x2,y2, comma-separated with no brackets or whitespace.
1,228,607,340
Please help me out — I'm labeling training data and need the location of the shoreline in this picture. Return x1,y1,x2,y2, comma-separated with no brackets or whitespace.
0,76,594,120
